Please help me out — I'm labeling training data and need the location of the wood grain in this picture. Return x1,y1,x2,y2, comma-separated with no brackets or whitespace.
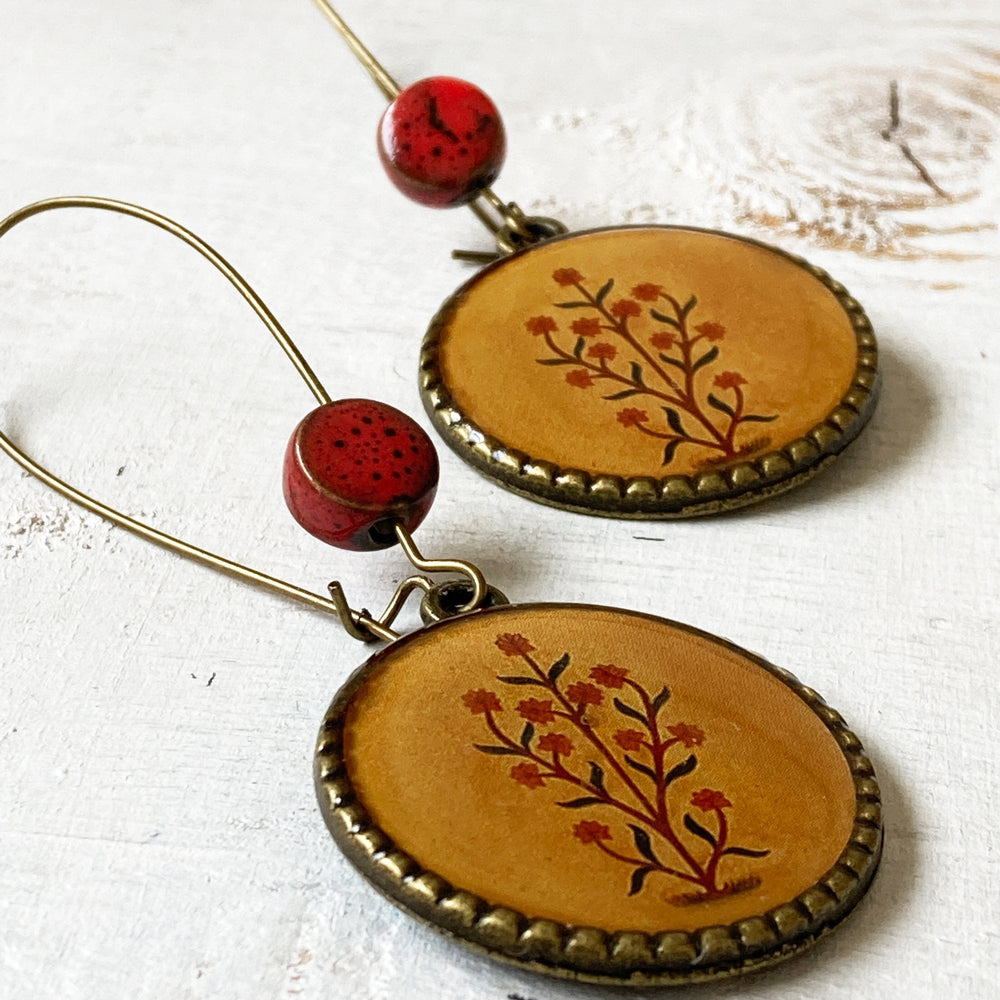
0,2,997,999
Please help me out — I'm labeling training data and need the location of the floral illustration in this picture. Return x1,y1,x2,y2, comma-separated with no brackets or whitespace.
527,269,777,468
461,633,771,905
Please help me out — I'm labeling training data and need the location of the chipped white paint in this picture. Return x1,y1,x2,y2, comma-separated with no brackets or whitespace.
0,1,998,998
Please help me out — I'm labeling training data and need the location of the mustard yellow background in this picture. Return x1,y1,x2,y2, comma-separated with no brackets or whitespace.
344,605,855,933
437,228,858,477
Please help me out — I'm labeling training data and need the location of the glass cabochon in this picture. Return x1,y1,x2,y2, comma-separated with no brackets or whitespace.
316,603,882,984
420,227,879,517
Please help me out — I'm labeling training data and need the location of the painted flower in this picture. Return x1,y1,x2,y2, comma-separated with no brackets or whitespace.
511,762,545,789
613,728,646,752
526,315,558,336
552,268,584,286
566,370,594,389
571,317,603,337
518,697,556,724
495,633,536,657
650,331,676,351
573,819,613,844
691,788,732,812
462,689,502,715
666,722,705,747
587,342,617,361
565,681,604,707
610,299,642,318
589,664,629,688
631,283,663,301
616,408,649,428
538,732,574,757
713,371,747,390
695,321,726,341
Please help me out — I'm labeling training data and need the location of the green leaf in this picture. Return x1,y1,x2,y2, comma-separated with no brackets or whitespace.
629,866,654,896
629,361,645,385
664,754,697,786
691,346,719,372
496,675,547,686
520,722,535,749
652,686,671,714
706,393,735,417
683,813,717,846
741,413,778,423
662,440,680,466
473,744,523,756
556,796,606,809
555,300,591,309
589,762,606,792
722,845,770,858
628,824,661,865
573,336,586,359
603,389,642,400
625,755,656,780
613,696,646,724
681,295,698,317
658,353,686,369
663,407,686,436
650,308,680,328
548,653,570,683
536,358,572,366
596,277,614,304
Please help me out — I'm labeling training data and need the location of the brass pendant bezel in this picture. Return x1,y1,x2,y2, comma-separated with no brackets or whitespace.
419,226,880,518
314,603,882,986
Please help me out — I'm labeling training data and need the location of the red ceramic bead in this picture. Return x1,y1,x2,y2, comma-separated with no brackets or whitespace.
283,399,439,551
377,76,506,208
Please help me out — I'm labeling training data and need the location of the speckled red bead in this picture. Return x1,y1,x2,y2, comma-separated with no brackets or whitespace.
283,399,439,551
377,76,506,208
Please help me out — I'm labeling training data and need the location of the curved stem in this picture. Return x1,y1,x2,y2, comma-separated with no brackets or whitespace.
594,840,704,886
520,652,660,819
658,292,732,452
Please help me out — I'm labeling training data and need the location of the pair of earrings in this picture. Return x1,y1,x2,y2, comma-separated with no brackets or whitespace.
1,4,882,988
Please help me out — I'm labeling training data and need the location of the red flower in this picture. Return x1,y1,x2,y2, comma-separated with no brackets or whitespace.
566,370,594,389
495,633,536,657
691,788,732,812
631,283,663,301
572,317,603,337
552,268,584,286
526,315,558,336
573,819,612,844
587,342,617,361
610,299,642,318
538,732,574,757
589,664,629,688
565,681,604,707
616,408,649,428
713,371,747,390
695,321,726,341
518,698,556,724
511,762,545,789
462,689,503,715
666,722,705,747
613,728,646,752
650,332,676,351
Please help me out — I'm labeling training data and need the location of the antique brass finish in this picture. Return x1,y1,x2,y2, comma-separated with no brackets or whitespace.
0,197,489,642
315,603,882,985
311,0,567,259
420,225,880,518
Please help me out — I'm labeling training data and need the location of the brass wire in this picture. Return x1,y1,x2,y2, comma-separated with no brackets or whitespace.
0,196,486,641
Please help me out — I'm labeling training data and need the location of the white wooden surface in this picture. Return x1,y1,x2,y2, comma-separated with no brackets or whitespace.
1,2,998,997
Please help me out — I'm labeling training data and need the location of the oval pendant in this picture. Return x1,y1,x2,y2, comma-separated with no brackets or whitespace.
315,603,881,985
420,227,879,517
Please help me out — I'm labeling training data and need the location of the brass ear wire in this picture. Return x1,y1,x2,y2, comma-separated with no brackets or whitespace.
310,0,567,261
0,196,490,643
